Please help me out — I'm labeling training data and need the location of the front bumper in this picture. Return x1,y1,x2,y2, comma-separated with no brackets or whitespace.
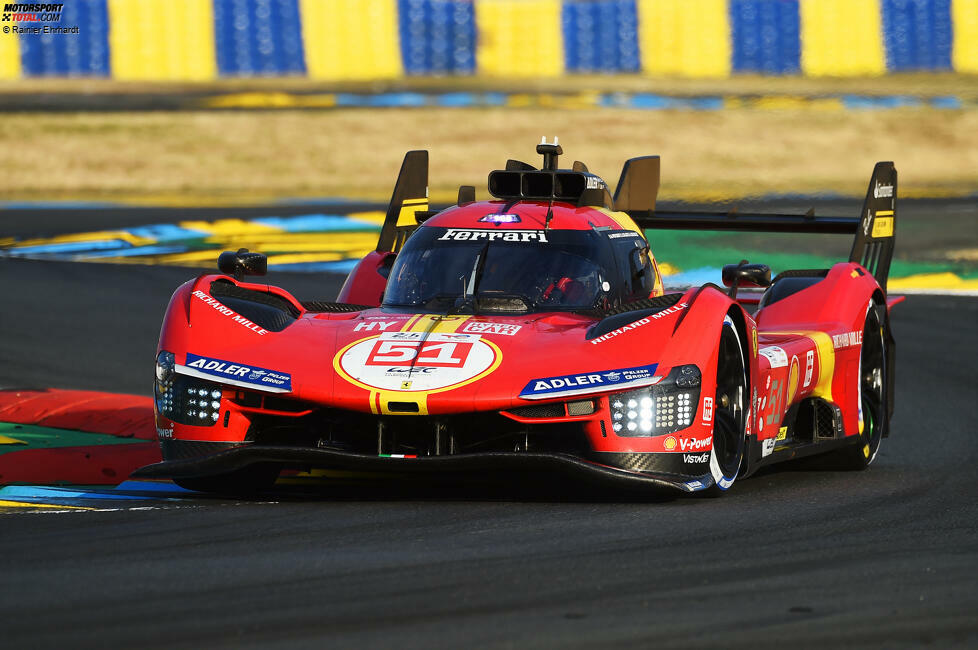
132,444,711,494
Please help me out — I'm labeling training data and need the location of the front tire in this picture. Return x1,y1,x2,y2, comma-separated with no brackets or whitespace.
706,317,748,495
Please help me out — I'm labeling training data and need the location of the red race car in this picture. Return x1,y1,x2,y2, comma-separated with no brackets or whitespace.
137,141,898,495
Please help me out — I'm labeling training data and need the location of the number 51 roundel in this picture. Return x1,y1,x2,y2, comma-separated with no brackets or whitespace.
336,332,500,392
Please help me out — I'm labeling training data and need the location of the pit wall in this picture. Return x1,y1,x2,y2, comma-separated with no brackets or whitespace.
0,0,975,81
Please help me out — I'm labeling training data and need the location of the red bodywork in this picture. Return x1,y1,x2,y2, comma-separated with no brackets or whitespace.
147,196,891,493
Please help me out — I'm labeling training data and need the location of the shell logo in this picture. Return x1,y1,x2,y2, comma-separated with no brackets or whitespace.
663,436,677,451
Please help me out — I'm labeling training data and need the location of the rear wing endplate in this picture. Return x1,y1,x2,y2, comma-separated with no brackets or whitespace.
376,150,429,254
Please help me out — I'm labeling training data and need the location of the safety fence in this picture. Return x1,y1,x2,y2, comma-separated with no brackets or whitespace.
0,0,976,80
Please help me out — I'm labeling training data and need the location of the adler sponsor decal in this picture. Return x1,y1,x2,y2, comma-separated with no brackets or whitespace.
437,228,548,243
804,350,815,388
183,353,292,391
590,303,688,345
192,290,269,336
519,363,659,399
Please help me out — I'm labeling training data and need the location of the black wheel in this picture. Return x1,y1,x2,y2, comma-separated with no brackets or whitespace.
173,463,280,495
833,302,888,469
706,317,748,495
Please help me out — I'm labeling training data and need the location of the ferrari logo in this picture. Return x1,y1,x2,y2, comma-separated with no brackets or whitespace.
401,380,413,390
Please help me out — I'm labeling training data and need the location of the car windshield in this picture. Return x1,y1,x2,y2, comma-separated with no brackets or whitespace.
383,227,632,313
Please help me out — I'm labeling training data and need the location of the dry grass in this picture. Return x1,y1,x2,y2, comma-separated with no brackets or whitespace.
1,107,976,202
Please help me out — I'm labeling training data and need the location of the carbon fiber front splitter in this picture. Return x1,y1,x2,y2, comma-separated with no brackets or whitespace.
132,445,710,494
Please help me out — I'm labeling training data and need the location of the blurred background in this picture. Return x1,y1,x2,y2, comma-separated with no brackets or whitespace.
0,0,976,290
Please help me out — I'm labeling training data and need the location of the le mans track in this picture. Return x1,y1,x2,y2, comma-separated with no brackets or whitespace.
1,201,976,649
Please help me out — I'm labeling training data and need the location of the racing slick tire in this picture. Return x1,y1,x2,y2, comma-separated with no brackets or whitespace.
705,317,748,496
829,301,889,470
173,463,280,495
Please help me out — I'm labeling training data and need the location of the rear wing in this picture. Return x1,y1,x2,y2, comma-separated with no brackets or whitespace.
375,150,896,292
623,161,897,292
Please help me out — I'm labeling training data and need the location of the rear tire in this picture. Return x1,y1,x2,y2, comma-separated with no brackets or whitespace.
705,317,748,496
173,464,280,495
831,302,888,469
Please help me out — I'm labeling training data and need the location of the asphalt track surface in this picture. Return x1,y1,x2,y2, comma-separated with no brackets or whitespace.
1,203,977,649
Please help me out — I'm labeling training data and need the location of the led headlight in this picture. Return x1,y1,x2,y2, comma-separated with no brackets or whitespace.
154,351,222,427
155,351,176,416
609,364,701,437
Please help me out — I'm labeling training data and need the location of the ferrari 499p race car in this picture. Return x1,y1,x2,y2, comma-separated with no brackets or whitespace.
136,141,899,495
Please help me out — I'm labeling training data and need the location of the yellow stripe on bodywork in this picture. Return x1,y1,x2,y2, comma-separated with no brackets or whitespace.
0,435,26,445
0,27,20,80
763,331,835,403
593,208,645,237
800,0,885,77
397,198,429,227
372,389,430,415
953,0,978,73
636,0,731,78
403,314,472,333
108,0,217,80
475,0,564,77
300,0,402,80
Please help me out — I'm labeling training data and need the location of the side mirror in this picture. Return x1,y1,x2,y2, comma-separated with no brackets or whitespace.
218,248,267,280
722,262,771,299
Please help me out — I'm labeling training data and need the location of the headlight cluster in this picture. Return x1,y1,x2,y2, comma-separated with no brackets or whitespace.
610,364,701,437
155,351,222,427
